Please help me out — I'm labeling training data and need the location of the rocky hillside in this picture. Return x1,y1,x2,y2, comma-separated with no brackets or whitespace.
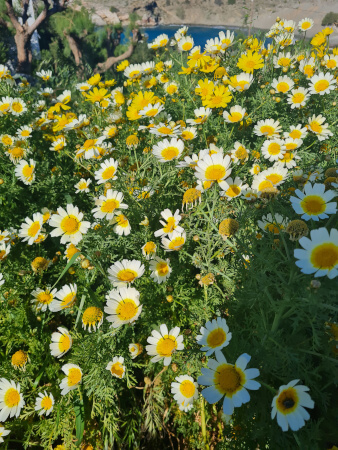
80,0,337,35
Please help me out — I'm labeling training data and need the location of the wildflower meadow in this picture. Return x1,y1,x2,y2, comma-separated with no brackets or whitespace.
0,17,337,450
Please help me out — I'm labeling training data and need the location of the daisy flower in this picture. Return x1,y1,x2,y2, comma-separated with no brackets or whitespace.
196,317,232,356
258,213,289,234
146,324,184,366
252,166,289,192
0,230,11,244
299,57,315,78
285,125,308,140
0,425,10,443
149,257,172,283
76,81,91,92
18,213,44,245
273,51,293,69
161,230,186,252
298,18,314,32
50,327,73,358
178,35,194,52
106,356,126,379
0,134,15,146
108,260,145,287
290,183,337,221
10,98,27,116
34,391,54,416
14,159,35,185
254,119,282,139
198,352,260,416
0,378,25,421
0,96,13,115
152,138,184,162
324,54,338,70
64,242,81,261
103,124,118,138
287,87,309,108
49,283,77,312
0,243,11,261
294,227,338,278
31,287,57,312
139,102,164,118
195,153,231,184
36,69,52,81
272,380,314,431
308,72,336,95
129,343,143,359
186,107,212,125
230,142,250,164
228,73,253,92
92,190,128,221
181,127,197,141
171,375,199,410
111,213,131,236
82,306,104,332
49,204,90,245
11,350,28,370
154,209,183,237
59,364,82,395
271,75,294,93
261,139,286,162
124,64,143,79
74,178,91,193
142,241,157,259
276,151,301,169
307,114,333,141
164,81,179,95
50,137,66,152
223,105,246,123
94,158,118,184
219,29,235,48
16,125,32,139
104,287,142,327
219,177,249,200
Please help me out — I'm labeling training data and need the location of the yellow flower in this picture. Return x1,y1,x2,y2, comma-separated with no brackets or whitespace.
202,85,232,109
117,60,129,72
84,87,110,104
237,51,264,73
87,73,101,85
311,32,326,47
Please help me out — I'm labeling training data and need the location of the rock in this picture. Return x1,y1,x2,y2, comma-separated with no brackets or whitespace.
91,13,107,26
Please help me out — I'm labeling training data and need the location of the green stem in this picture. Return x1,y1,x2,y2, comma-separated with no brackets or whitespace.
200,395,209,449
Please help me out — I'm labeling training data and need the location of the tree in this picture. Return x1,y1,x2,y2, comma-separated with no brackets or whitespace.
2,0,68,73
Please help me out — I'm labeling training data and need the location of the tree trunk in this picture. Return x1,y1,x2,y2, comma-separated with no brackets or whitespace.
64,32,84,76
14,31,32,74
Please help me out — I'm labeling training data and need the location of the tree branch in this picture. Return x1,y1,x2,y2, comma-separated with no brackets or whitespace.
22,0,29,25
5,0,23,32
94,29,139,74
27,0,68,35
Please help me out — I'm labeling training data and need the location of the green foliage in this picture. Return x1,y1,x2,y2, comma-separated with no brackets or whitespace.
322,12,338,26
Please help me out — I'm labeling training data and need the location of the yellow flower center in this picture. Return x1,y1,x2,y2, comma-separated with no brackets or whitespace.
300,195,326,215
115,214,128,227
59,334,71,352
225,185,241,197
117,269,137,282
265,223,281,234
67,368,82,386
205,164,226,181
12,350,28,367
168,237,185,250
12,101,23,113
326,60,336,69
37,291,52,305
156,262,169,276
61,292,76,309
156,335,177,357
310,121,322,133
182,42,193,51
0,250,6,260
157,126,173,135
234,146,248,159
101,199,119,213
82,306,103,326
163,217,176,233
143,241,156,254
281,151,293,162
41,396,53,410
9,147,24,160
4,388,21,407
102,166,116,180
28,221,40,237
116,298,138,320
0,102,10,112
179,380,196,398
213,364,243,395
276,82,289,93
167,85,178,95
301,21,311,30
260,125,275,136
183,188,201,205
161,146,180,161
292,93,305,103
60,215,80,234
22,164,34,179
145,108,158,117
276,387,298,413
314,80,329,93
267,142,282,155
278,57,291,67
66,244,79,259
182,131,194,140
265,174,283,185
245,59,256,69
257,180,274,192
110,362,124,377
206,328,227,348
289,130,302,139
228,112,243,122
21,130,30,136
310,242,338,270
